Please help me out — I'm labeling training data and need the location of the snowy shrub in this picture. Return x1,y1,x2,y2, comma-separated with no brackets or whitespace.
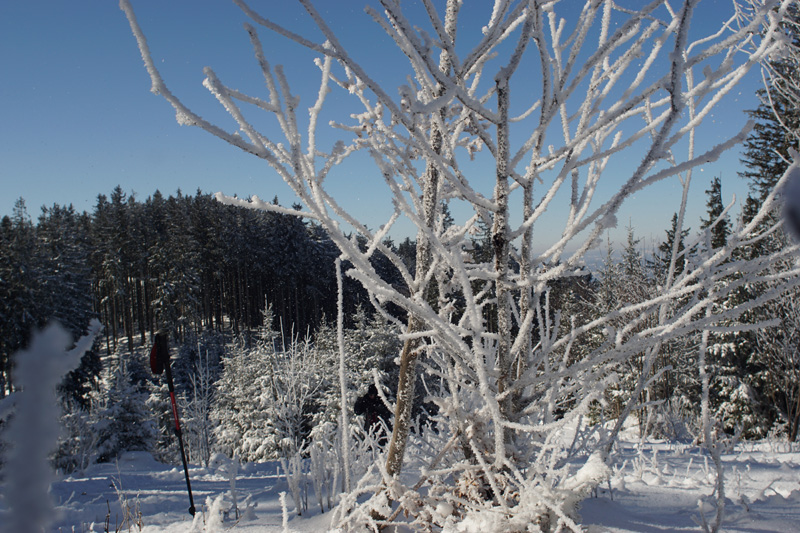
209,452,241,520
213,307,326,462
96,351,156,462
52,397,100,474
111,472,145,532
281,446,310,515
191,493,226,532
181,344,217,467
308,421,341,513
645,398,696,443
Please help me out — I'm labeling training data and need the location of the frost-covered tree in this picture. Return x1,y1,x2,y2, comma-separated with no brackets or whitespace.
741,4,800,205
700,177,731,251
753,284,800,440
694,177,762,438
653,212,692,280
212,335,274,462
146,192,202,342
213,305,326,462
123,0,800,529
592,227,660,431
96,351,156,462
173,331,224,467
0,201,100,404
312,307,401,427
53,396,101,474
37,204,101,408
716,4,800,442
0,321,101,533
0,200,42,395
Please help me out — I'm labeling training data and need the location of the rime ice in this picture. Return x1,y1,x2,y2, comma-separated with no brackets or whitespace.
1,320,101,533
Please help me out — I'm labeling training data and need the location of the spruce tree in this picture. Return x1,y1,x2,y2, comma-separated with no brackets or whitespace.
96,353,156,462
700,176,730,250
0,200,42,394
732,6,800,439
37,204,100,407
654,213,691,280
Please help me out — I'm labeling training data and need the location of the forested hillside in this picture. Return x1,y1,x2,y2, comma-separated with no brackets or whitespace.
0,187,419,399
2,151,798,454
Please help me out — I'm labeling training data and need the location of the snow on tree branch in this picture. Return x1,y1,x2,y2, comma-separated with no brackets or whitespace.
121,1,800,530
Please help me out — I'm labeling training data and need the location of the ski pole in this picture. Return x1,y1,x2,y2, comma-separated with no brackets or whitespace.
150,331,196,516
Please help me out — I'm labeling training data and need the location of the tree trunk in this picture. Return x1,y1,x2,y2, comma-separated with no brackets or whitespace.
385,315,426,476
385,94,444,480
384,0,460,480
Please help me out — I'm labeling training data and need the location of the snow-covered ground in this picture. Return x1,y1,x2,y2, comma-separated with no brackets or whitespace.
583,440,800,532
25,440,800,532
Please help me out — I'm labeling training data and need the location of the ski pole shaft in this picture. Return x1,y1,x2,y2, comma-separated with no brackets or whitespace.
174,419,195,516
152,332,196,516
164,362,195,516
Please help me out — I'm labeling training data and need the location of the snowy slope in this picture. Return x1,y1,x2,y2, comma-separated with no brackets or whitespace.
22,440,800,532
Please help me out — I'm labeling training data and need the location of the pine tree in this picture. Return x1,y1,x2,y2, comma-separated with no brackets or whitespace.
190,192,226,331
37,205,100,408
595,236,619,316
0,215,12,396
213,304,330,462
212,315,278,462
396,237,417,276
96,352,155,462
161,192,201,342
179,332,222,467
653,213,691,280
110,187,137,351
90,188,136,353
694,178,760,436
619,224,650,302
740,94,800,202
700,176,730,250
54,396,101,474
731,6,800,439
752,294,800,440
738,6,799,249
0,200,43,394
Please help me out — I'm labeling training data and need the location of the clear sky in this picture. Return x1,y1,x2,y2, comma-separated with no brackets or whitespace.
0,0,766,249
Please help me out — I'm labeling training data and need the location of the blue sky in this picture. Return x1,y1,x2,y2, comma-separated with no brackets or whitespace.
0,0,765,249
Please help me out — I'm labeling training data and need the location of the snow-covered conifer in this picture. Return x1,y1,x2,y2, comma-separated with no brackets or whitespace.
312,308,400,427
96,350,156,462
213,306,326,462
212,335,274,462
53,396,101,474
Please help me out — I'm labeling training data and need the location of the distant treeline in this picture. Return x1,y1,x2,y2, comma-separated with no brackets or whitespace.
0,186,415,397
